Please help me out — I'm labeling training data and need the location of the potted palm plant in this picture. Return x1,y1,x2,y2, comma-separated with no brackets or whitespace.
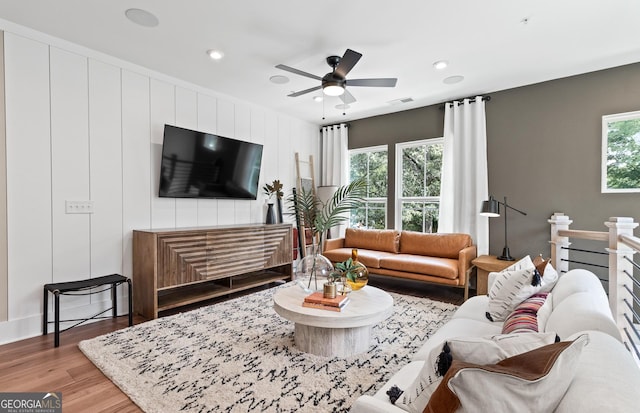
289,179,366,290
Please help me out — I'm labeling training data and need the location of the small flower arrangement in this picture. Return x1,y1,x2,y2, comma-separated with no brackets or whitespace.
263,179,284,201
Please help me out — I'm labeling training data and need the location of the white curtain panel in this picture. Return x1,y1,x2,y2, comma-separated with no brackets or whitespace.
320,124,348,186
438,97,489,255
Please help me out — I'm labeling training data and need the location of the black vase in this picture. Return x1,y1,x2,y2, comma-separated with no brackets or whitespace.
266,203,276,224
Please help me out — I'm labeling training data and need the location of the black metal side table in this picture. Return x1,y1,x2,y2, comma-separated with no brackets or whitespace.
43,274,133,347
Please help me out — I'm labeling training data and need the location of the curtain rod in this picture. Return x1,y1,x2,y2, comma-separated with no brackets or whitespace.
439,95,491,110
319,123,350,131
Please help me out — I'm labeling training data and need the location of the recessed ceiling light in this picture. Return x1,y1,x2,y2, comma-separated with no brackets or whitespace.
443,75,464,84
269,75,289,84
313,96,323,102
207,49,224,60
433,60,448,70
125,8,159,27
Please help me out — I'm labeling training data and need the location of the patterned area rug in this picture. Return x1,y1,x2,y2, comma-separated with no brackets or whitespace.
79,284,457,412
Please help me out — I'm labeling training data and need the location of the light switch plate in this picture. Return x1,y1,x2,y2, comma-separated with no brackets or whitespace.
65,200,94,214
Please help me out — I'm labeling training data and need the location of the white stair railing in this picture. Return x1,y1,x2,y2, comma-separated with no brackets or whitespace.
549,213,640,363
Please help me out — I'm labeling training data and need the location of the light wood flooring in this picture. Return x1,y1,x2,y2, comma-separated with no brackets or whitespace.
0,276,467,413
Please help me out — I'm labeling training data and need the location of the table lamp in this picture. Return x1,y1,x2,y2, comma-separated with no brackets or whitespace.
480,195,527,261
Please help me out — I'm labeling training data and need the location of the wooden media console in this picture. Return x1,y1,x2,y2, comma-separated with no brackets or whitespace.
133,223,293,319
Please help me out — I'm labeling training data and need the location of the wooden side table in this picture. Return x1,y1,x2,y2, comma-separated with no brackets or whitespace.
472,255,515,295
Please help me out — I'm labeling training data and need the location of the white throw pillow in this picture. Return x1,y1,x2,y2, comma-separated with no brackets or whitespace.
441,334,588,413
394,332,558,413
538,261,559,293
487,256,542,321
395,344,445,413
446,332,558,364
503,255,535,272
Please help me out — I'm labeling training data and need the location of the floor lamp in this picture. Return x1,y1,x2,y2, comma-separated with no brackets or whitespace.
480,195,527,261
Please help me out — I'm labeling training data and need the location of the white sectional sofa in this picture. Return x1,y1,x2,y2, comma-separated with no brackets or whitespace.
351,269,640,412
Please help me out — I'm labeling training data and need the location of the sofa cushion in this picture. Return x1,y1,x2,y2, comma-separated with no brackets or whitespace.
550,268,604,307
544,269,620,340
545,291,620,340
344,228,400,253
450,295,493,324
555,331,640,413
380,255,459,279
322,248,396,269
413,318,502,361
425,334,588,413
399,232,472,259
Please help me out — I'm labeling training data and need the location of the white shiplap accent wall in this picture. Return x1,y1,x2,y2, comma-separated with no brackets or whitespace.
50,47,91,309
88,60,123,304
121,70,152,283
4,33,52,323
150,79,176,229
0,27,319,344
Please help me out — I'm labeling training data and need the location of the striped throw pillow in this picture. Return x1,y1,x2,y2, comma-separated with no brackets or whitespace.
502,293,549,334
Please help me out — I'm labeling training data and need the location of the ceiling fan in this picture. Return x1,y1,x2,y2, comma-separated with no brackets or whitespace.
275,49,397,105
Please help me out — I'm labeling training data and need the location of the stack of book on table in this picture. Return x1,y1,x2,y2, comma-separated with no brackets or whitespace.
302,292,350,312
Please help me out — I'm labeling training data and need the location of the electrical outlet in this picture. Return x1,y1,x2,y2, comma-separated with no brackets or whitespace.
65,200,94,214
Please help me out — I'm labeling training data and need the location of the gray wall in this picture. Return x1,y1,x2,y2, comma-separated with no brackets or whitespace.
348,105,444,227
349,62,640,266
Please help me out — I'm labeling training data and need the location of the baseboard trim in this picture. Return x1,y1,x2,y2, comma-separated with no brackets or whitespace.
0,293,131,345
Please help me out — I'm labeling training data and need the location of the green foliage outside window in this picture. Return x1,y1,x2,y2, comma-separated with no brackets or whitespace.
399,142,443,233
401,202,439,233
401,144,442,197
606,117,640,190
349,149,387,229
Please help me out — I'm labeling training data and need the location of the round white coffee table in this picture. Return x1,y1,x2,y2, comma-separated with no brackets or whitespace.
273,285,394,357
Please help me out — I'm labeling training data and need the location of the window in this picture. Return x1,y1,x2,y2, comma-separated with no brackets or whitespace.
396,139,443,232
602,110,640,193
349,145,388,229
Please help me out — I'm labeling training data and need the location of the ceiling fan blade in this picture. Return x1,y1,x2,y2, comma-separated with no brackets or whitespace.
287,85,322,97
340,89,357,105
334,49,362,78
347,78,398,87
275,64,322,81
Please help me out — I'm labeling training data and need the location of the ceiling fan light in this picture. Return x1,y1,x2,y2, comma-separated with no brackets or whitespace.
323,84,345,96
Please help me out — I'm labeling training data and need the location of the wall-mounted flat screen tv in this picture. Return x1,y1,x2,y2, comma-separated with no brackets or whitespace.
159,125,263,199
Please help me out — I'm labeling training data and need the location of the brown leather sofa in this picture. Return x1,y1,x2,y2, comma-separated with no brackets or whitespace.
323,228,477,300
